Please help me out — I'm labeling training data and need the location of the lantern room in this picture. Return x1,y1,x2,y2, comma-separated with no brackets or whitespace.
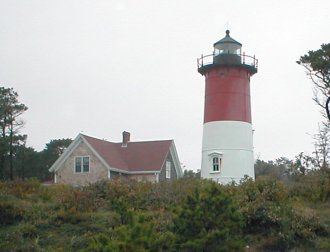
213,30,242,55
213,30,242,65
197,30,258,75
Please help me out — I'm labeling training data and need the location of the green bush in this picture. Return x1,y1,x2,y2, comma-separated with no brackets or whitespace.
238,178,289,233
315,237,330,250
237,177,328,250
0,195,25,225
50,183,102,212
53,209,91,225
90,211,122,230
19,223,38,238
0,178,41,199
0,176,329,251
172,182,244,251
288,170,330,202
0,223,40,251
84,213,176,252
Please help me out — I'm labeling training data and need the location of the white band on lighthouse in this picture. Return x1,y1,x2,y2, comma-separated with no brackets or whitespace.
201,121,254,184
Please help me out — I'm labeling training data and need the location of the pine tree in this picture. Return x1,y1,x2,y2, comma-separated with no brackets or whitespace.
0,87,28,180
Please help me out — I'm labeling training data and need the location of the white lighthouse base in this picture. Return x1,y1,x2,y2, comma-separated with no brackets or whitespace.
201,121,255,184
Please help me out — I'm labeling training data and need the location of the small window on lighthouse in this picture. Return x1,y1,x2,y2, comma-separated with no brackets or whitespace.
208,152,223,173
212,157,220,172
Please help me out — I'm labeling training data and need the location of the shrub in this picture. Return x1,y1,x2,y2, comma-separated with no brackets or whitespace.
237,178,289,233
53,209,91,225
0,178,41,199
90,211,122,230
50,184,99,212
0,223,40,251
84,213,175,252
172,182,244,251
19,223,38,238
288,170,330,202
0,176,329,251
315,237,330,250
237,177,328,250
0,195,25,225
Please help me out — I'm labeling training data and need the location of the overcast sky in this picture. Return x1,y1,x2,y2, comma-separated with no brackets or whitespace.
1,0,330,171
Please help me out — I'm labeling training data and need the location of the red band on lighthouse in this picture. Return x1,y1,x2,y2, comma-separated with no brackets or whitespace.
204,68,251,124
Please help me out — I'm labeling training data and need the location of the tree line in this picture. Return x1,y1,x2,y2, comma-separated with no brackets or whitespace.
0,87,72,180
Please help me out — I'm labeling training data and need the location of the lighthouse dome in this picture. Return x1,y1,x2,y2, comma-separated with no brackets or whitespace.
213,30,242,55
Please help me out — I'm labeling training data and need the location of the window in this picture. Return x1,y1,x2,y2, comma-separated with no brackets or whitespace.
208,152,223,173
166,161,171,179
75,156,90,173
212,157,220,172
75,157,82,173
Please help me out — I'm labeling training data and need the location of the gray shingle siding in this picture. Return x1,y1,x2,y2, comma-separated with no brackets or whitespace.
159,152,178,182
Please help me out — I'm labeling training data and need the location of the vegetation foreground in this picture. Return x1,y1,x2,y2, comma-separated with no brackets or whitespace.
1,173,330,252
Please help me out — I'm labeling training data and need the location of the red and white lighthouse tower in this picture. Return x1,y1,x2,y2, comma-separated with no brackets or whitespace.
198,30,258,184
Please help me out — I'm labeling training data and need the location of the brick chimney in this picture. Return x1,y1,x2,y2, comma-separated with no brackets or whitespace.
122,131,130,147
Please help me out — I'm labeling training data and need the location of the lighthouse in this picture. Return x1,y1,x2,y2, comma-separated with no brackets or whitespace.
197,30,258,184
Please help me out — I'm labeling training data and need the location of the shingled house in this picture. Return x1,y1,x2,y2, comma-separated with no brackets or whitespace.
49,132,182,185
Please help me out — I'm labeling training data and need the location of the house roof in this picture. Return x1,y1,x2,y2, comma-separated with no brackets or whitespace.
82,134,173,172
49,133,182,177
